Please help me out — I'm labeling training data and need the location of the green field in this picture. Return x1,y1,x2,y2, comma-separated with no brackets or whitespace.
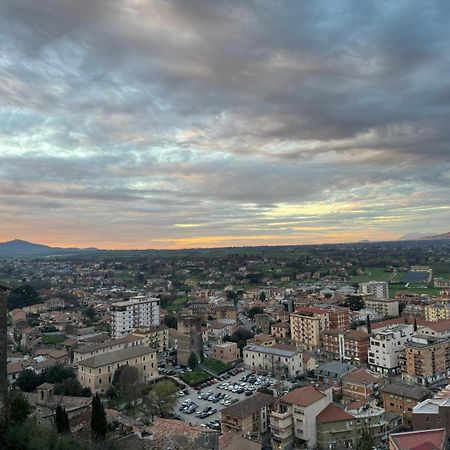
203,359,232,375
350,267,404,284
42,334,66,345
179,370,210,386
389,283,444,298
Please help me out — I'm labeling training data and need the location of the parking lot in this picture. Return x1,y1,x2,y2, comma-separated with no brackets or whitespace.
173,368,291,430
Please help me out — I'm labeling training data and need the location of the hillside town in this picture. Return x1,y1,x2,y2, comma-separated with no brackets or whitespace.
1,242,450,449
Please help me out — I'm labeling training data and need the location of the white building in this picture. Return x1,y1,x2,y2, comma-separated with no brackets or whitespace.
359,281,389,299
364,297,399,317
111,295,160,339
368,324,414,375
243,344,303,378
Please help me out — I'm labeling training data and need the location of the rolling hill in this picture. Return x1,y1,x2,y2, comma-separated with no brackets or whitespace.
0,239,98,257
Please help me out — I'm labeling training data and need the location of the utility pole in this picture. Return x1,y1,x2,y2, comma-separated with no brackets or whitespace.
0,283,10,415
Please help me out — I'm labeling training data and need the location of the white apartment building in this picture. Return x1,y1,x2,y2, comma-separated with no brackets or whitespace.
270,385,332,450
359,281,389,299
243,344,303,378
111,295,160,339
364,297,399,317
368,324,414,375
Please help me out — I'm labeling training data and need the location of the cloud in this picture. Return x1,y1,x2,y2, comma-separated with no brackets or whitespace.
0,0,449,247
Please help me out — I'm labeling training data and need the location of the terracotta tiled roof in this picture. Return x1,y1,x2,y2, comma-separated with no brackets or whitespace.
317,404,354,423
281,386,325,407
342,368,378,385
389,428,446,450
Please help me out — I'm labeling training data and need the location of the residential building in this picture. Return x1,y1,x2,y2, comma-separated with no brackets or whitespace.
434,278,450,288
212,342,239,364
315,361,355,392
389,429,446,450
7,361,23,386
290,306,330,350
316,402,387,450
322,329,370,363
412,386,450,434
368,324,414,375
77,345,157,394
74,335,144,363
247,333,275,347
400,335,450,385
111,296,160,339
207,319,237,342
271,322,290,341
359,281,389,299
255,314,271,334
341,368,380,402
364,297,399,318
243,344,303,378
132,324,169,353
382,382,430,427
326,305,350,331
270,385,332,450
177,316,203,366
221,393,276,436
424,303,450,321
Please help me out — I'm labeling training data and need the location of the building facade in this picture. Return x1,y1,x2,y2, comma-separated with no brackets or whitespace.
77,345,157,393
322,329,370,363
111,296,160,339
359,281,389,299
212,342,239,363
290,307,330,350
364,297,399,318
177,316,203,366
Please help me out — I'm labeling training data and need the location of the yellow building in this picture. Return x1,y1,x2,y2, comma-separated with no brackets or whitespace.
424,304,450,322
77,345,157,394
290,307,329,349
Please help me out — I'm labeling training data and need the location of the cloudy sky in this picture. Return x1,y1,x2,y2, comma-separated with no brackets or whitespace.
1,0,449,249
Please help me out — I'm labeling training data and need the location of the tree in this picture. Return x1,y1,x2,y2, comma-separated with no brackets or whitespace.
188,352,198,370
43,365,75,384
15,369,43,392
145,380,177,419
90,393,107,439
359,428,374,450
54,377,91,397
259,291,266,302
55,404,70,433
163,314,177,329
366,315,371,334
247,306,264,319
8,391,31,424
7,284,41,310
112,365,140,406
257,387,274,395
414,317,418,332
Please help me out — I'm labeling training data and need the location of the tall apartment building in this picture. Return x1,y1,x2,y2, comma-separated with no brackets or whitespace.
290,306,330,350
177,316,203,366
111,295,160,339
400,335,450,385
364,297,399,317
132,324,169,353
270,385,332,450
322,329,370,363
424,303,450,321
326,305,350,330
368,324,414,375
359,281,389,299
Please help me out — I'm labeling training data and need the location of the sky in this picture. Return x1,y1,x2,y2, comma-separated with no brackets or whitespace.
1,0,450,249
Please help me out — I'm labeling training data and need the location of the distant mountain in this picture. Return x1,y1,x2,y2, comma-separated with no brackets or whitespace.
399,232,430,241
0,239,98,257
421,232,450,241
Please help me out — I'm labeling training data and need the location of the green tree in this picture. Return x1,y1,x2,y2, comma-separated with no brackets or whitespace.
54,377,91,397
8,391,31,424
43,365,75,384
163,314,177,329
146,380,177,419
366,314,371,334
112,365,140,406
247,306,264,319
7,284,41,310
188,352,198,370
90,393,107,440
259,291,266,302
55,404,70,434
359,428,374,450
15,369,43,392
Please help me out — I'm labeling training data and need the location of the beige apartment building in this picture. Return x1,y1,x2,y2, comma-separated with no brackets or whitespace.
270,385,332,450
133,324,169,353
77,345,157,394
290,306,330,349
424,304,450,322
400,335,450,385
364,297,399,318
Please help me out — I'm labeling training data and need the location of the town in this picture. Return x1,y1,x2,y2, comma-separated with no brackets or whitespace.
2,239,450,449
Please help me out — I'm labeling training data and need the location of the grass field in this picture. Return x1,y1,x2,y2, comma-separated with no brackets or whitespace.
42,334,66,345
350,267,404,284
389,283,444,297
179,369,210,386
203,358,232,375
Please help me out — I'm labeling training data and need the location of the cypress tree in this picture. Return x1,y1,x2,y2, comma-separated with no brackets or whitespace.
55,404,70,433
366,314,371,334
91,393,107,439
414,317,418,332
